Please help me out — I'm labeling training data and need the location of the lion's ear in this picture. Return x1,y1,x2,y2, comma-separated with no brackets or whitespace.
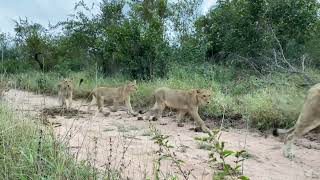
133,80,136,84
190,89,199,95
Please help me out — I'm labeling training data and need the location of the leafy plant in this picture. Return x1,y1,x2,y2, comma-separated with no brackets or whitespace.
150,124,192,180
195,130,249,180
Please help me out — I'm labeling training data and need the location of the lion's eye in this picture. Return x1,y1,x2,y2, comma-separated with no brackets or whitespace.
203,95,206,97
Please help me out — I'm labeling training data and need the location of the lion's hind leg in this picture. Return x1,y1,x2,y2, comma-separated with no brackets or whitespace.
177,110,187,127
284,119,320,159
145,102,164,121
96,96,104,113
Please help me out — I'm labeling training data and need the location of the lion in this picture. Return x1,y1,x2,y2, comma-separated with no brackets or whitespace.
273,83,320,158
87,80,138,115
144,87,212,133
57,79,73,109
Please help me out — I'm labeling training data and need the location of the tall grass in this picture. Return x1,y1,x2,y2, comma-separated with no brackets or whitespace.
0,105,98,179
6,63,317,130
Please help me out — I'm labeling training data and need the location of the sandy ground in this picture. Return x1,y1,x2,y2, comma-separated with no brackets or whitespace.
3,89,320,180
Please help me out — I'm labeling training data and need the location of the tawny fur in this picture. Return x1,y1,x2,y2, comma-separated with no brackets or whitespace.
87,80,137,115
145,87,212,133
274,83,320,158
57,79,73,109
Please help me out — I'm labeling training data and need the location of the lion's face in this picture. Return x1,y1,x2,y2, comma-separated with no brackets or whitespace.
63,83,72,91
193,89,211,105
59,79,73,92
126,80,137,92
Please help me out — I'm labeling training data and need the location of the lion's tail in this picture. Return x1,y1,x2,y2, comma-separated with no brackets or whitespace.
272,127,295,137
79,78,84,87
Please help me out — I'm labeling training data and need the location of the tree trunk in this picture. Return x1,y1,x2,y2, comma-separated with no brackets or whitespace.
34,53,44,71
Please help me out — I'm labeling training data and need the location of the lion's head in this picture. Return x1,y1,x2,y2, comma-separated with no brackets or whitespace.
58,79,73,92
126,80,137,92
191,88,212,105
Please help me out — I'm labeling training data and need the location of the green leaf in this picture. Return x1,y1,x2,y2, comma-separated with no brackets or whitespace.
223,150,235,157
239,175,250,180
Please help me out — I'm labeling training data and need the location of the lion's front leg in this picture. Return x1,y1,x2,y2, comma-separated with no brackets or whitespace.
69,93,73,109
125,96,137,116
111,99,119,112
97,96,104,113
66,97,72,109
59,95,66,108
189,109,210,133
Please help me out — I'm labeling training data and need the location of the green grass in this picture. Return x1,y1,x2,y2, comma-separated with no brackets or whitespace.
5,63,318,131
0,105,99,179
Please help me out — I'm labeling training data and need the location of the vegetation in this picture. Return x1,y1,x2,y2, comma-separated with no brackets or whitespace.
195,130,249,180
0,0,320,177
0,105,97,179
5,66,308,131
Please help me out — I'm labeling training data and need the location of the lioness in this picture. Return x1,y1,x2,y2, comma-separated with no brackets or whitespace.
145,87,212,133
273,83,320,158
57,79,73,109
87,80,138,115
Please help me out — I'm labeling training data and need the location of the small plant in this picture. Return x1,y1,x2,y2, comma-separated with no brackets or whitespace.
149,124,192,180
37,77,47,92
195,130,250,180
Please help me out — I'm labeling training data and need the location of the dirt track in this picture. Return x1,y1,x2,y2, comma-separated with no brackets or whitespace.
3,89,320,180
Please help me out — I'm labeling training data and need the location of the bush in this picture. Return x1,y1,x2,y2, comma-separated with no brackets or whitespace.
0,59,35,74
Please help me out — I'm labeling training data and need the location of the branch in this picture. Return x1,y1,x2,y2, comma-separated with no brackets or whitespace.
232,54,263,76
269,25,296,71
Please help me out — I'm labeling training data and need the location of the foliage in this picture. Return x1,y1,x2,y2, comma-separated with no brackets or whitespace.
0,0,318,131
150,123,192,180
196,0,320,64
195,130,249,180
0,105,98,179
6,63,311,131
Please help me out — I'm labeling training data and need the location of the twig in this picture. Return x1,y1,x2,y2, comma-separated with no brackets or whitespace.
233,54,263,76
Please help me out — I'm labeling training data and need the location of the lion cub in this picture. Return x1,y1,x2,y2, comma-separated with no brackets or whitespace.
88,80,137,115
145,87,212,133
273,83,320,158
57,79,73,109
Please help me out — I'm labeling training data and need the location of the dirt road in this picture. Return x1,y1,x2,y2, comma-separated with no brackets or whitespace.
3,89,320,180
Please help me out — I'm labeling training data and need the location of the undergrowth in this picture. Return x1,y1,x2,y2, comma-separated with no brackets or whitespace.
0,105,98,179
4,63,317,131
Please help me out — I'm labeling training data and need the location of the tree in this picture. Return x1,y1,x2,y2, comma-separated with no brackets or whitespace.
195,0,320,65
14,18,49,71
